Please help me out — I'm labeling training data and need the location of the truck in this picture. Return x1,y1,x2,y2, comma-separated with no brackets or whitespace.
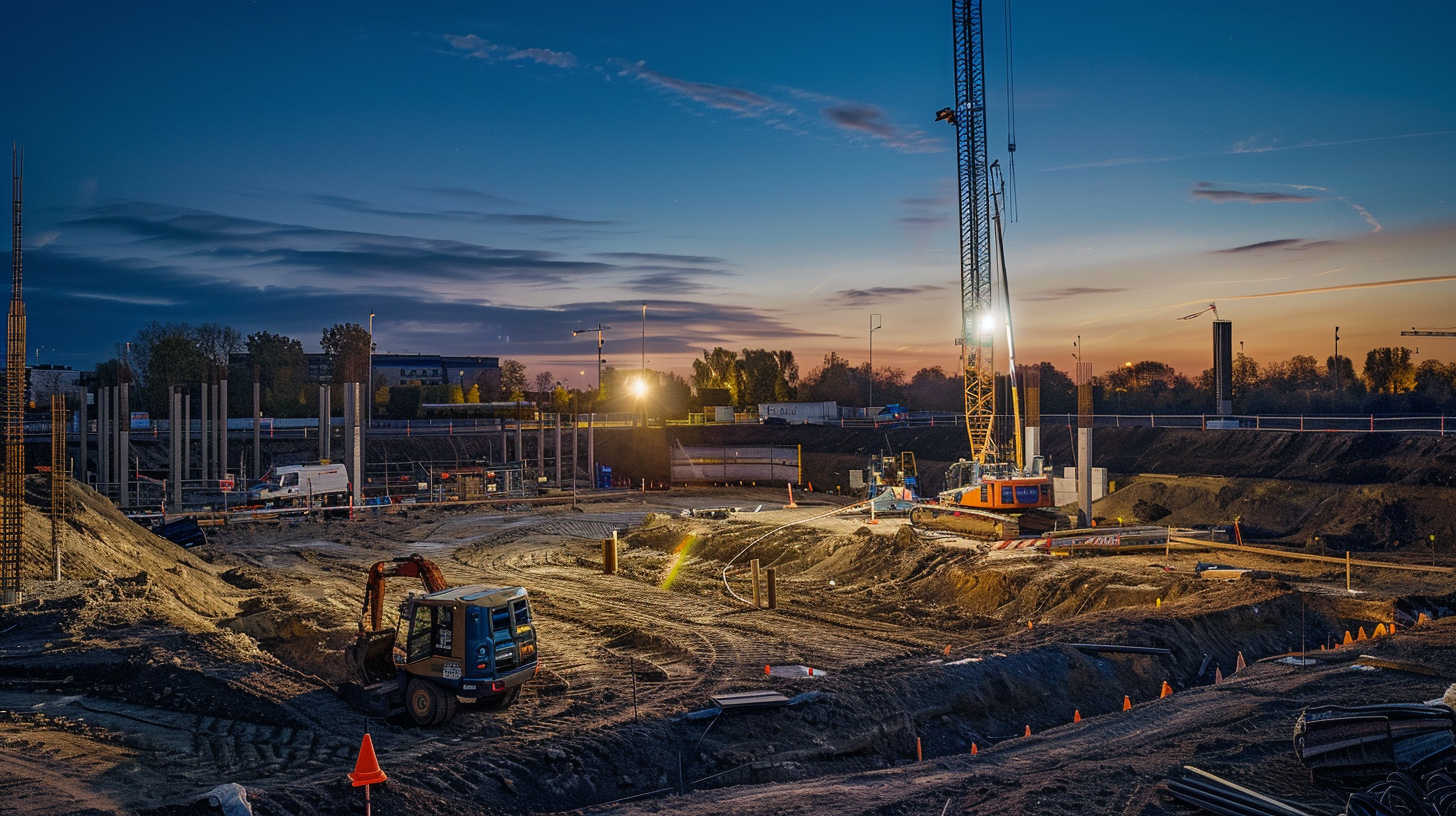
341,554,537,725
756,401,839,425
249,463,349,504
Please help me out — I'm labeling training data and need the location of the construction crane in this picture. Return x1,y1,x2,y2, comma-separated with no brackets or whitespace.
910,0,1058,540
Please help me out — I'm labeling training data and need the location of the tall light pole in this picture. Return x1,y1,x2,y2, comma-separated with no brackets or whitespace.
367,312,374,428
572,324,609,401
867,313,882,406
1333,326,1341,392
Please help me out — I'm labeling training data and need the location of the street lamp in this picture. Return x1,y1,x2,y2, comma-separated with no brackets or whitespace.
367,312,374,428
868,313,882,407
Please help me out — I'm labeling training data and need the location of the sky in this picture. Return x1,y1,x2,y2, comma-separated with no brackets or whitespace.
6,0,1456,387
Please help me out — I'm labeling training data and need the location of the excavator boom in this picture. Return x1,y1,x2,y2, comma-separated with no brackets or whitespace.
358,554,449,633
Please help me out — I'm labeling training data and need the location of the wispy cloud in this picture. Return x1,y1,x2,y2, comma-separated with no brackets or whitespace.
311,194,616,227
1339,196,1383,233
68,290,179,307
444,34,577,69
1190,182,1317,204
1022,285,1129,301
832,284,946,305
592,251,725,265
1046,129,1456,172
1214,238,1306,253
611,59,796,124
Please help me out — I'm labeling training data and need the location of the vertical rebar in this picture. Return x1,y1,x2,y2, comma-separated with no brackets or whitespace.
50,394,66,581
2,145,25,603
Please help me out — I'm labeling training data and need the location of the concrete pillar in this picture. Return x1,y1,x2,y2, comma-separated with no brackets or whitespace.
77,388,88,485
182,392,191,480
587,413,595,489
118,383,130,508
170,388,182,508
218,377,228,479
348,383,362,508
252,378,261,480
1076,365,1093,527
553,414,562,487
537,416,544,482
1023,366,1041,467
96,388,106,490
500,423,508,464
318,384,331,462
200,383,210,481
571,414,578,491
515,421,523,467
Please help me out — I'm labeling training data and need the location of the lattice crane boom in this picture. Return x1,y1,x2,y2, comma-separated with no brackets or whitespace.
938,0,996,465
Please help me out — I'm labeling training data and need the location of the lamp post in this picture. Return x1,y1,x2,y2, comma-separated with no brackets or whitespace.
367,312,374,428
867,313,882,407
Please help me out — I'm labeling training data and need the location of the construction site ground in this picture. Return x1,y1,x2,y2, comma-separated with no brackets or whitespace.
1,479,1454,816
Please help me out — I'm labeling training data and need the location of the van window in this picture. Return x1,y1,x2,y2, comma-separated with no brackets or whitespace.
281,473,299,487
491,606,512,642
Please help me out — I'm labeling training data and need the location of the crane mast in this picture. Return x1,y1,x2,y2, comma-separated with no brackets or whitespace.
946,0,996,465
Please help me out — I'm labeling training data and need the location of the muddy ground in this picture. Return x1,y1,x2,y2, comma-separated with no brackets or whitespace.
0,481,1453,816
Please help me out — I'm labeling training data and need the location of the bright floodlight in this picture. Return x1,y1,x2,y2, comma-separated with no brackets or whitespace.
977,311,998,337
630,377,649,398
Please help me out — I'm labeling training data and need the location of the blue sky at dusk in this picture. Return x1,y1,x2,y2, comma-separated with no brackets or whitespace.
7,0,1456,385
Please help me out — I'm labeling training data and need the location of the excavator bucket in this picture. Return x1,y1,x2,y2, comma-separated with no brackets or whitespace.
346,629,399,684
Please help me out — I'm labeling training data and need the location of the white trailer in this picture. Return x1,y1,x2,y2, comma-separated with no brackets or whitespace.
756,401,839,425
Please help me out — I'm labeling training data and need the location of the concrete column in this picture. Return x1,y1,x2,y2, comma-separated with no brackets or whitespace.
96,387,107,491
347,383,362,508
537,417,544,481
77,389,89,485
1023,366,1041,467
500,423,508,464
571,415,578,491
170,388,182,508
118,383,130,508
182,392,191,480
587,413,595,489
200,383,210,481
252,378,261,480
1076,376,1093,527
218,378,228,479
515,421,523,467
553,414,562,487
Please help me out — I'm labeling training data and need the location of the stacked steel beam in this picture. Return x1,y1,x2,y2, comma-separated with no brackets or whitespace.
1295,704,1455,774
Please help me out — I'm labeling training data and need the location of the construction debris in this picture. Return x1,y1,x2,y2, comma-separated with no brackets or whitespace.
1166,765,1321,816
1064,643,1173,657
1294,703,1456,774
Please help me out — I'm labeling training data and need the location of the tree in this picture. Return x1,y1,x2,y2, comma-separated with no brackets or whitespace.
533,370,554,402
1284,354,1322,388
466,383,481,403
1363,347,1416,394
1232,353,1259,398
132,323,208,414
245,330,307,417
1326,354,1356,390
739,349,795,407
194,323,242,367
906,366,961,411
448,384,465,404
691,348,742,405
320,323,372,383
500,359,527,401
801,352,863,405
388,385,423,419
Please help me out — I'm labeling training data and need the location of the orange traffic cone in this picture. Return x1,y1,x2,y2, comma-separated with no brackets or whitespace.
1357,626,1368,641
1390,621,1397,634
807,482,814,492
1072,709,1081,723
1160,681,1173,699
764,664,771,676
349,733,388,786
1342,630,1354,645
943,644,952,657
1027,620,1034,630
1373,623,1387,637
785,482,798,508
1214,667,1223,684
1023,725,1032,737
1418,612,1431,624
1122,695,1132,711
971,742,978,756
1235,651,1247,672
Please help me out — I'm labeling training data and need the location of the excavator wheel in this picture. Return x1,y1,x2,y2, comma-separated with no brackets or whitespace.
405,677,444,726
435,690,459,725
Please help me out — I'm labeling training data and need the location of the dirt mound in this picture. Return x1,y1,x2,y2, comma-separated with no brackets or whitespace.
19,478,240,629
1097,474,1456,550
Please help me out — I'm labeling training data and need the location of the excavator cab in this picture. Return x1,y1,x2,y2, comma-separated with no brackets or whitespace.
340,554,537,726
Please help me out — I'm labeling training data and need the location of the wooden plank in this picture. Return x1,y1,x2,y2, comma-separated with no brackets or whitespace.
1354,654,1440,676
1169,537,1454,575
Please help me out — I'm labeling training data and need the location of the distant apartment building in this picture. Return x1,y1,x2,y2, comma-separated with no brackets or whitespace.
232,352,500,390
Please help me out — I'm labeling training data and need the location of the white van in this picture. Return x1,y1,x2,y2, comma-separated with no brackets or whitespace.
250,463,350,504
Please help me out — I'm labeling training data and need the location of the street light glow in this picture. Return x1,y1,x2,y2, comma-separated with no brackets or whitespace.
629,377,648,399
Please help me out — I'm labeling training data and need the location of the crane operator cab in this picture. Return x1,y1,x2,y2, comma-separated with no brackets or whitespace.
344,585,538,726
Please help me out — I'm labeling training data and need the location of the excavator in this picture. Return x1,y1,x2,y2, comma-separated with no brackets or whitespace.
340,554,537,726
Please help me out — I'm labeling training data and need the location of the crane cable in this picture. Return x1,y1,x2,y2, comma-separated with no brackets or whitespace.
1003,0,1019,222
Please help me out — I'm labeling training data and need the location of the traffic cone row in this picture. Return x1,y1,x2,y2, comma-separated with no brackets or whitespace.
785,482,798,508
1160,680,1174,699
